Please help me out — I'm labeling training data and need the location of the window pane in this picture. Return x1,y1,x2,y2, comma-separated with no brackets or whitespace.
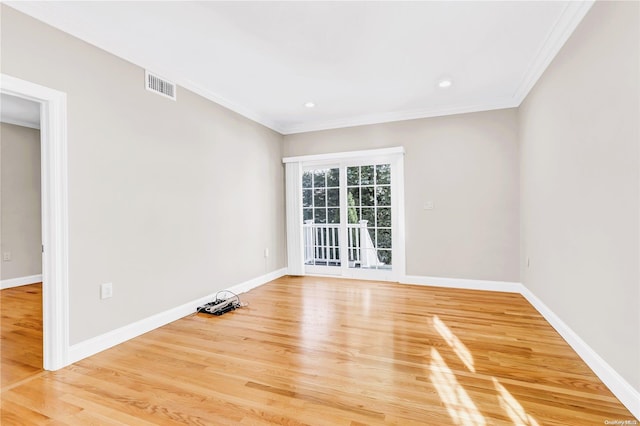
367,227,376,242
361,186,375,206
327,208,340,224
361,207,375,226
327,188,339,207
302,189,312,208
302,171,313,188
313,170,326,188
348,207,360,224
327,168,339,187
361,165,374,185
314,189,326,207
377,208,391,227
377,250,392,266
348,187,360,206
303,208,313,221
314,208,326,224
376,164,391,184
347,166,359,186
377,229,392,248
332,247,340,260
376,186,391,206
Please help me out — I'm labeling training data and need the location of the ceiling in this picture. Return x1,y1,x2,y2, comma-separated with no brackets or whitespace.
1,94,40,129
6,1,593,135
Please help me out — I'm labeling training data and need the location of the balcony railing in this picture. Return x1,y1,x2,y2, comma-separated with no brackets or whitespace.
303,220,385,268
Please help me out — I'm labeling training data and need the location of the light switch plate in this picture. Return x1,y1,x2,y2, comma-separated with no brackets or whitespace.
100,282,113,299
423,201,435,210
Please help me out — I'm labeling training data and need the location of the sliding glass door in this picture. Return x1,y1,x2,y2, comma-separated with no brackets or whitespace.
302,167,342,274
345,164,392,272
299,154,402,281
284,147,404,281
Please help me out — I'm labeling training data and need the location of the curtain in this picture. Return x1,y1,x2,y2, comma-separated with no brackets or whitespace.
285,161,304,275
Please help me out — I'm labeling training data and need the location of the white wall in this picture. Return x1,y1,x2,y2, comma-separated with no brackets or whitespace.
519,1,639,391
1,6,286,344
285,108,520,282
0,122,42,281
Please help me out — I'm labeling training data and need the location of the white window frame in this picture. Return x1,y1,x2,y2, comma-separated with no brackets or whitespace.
283,147,405,282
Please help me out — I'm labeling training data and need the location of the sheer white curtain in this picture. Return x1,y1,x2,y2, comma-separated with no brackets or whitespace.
284,161,304,275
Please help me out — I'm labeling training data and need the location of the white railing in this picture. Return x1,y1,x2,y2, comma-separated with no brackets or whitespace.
304,220,340,266
304,219,384,268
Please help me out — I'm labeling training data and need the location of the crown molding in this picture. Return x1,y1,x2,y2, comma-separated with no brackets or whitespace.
177,77,286,134
280,99,518,135
512,0,595,104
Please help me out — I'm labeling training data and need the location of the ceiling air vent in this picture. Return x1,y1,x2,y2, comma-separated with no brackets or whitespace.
145,71,176,101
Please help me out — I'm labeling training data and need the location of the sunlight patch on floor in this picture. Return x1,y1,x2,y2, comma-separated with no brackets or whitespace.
430,347,486,426
493,377,541,426
433,315,475,373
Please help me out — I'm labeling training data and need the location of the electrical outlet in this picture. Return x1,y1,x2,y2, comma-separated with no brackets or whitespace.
264,248,269,258
423,201,435,210
3,252,11,261
526,257,530,268
100,282,113,299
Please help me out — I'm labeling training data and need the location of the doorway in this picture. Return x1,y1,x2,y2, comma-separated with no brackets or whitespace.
285,147,405,282
0,74,69,370
0,94,44,386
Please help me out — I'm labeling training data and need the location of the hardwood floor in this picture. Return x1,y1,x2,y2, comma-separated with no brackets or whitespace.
1,276,636,425
1,283,43,390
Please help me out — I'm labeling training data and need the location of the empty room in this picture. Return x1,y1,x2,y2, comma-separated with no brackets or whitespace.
0,1,638,425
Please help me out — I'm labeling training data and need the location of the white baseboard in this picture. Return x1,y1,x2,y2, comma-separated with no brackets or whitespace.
67,267,287,365
400,274,639,419
226,268,288,294
66,269,638,419
401,274,522,293
519,286,640,420
1,274,42,290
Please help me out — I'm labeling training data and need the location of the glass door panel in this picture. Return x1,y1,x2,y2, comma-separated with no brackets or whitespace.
345,164,392,271
303,167,342,275
301,161,397,279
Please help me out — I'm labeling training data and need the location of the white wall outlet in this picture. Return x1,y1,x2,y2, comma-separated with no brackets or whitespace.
526,257,530,268
3,252,11,261
264,248,269,258
423,201,435,210
100,282,113,299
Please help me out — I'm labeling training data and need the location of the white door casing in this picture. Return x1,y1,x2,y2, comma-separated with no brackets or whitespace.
1,74,70,370
283,147,405,281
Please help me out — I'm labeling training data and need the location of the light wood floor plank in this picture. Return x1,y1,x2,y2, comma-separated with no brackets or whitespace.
1,276,636,424
1,283,43,391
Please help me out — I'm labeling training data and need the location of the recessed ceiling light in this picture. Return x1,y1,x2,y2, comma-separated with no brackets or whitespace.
304,101,315,108
438,79,452,88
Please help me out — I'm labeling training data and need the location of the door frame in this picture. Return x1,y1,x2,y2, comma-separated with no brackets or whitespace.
284,147,405,281
1,74,69,370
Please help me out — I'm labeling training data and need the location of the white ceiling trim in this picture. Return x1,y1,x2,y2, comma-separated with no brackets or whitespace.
281,99,519,135
512,0,594,103
179,77,286,134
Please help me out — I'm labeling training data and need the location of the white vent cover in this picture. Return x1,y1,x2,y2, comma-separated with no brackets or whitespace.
145,71,176,100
